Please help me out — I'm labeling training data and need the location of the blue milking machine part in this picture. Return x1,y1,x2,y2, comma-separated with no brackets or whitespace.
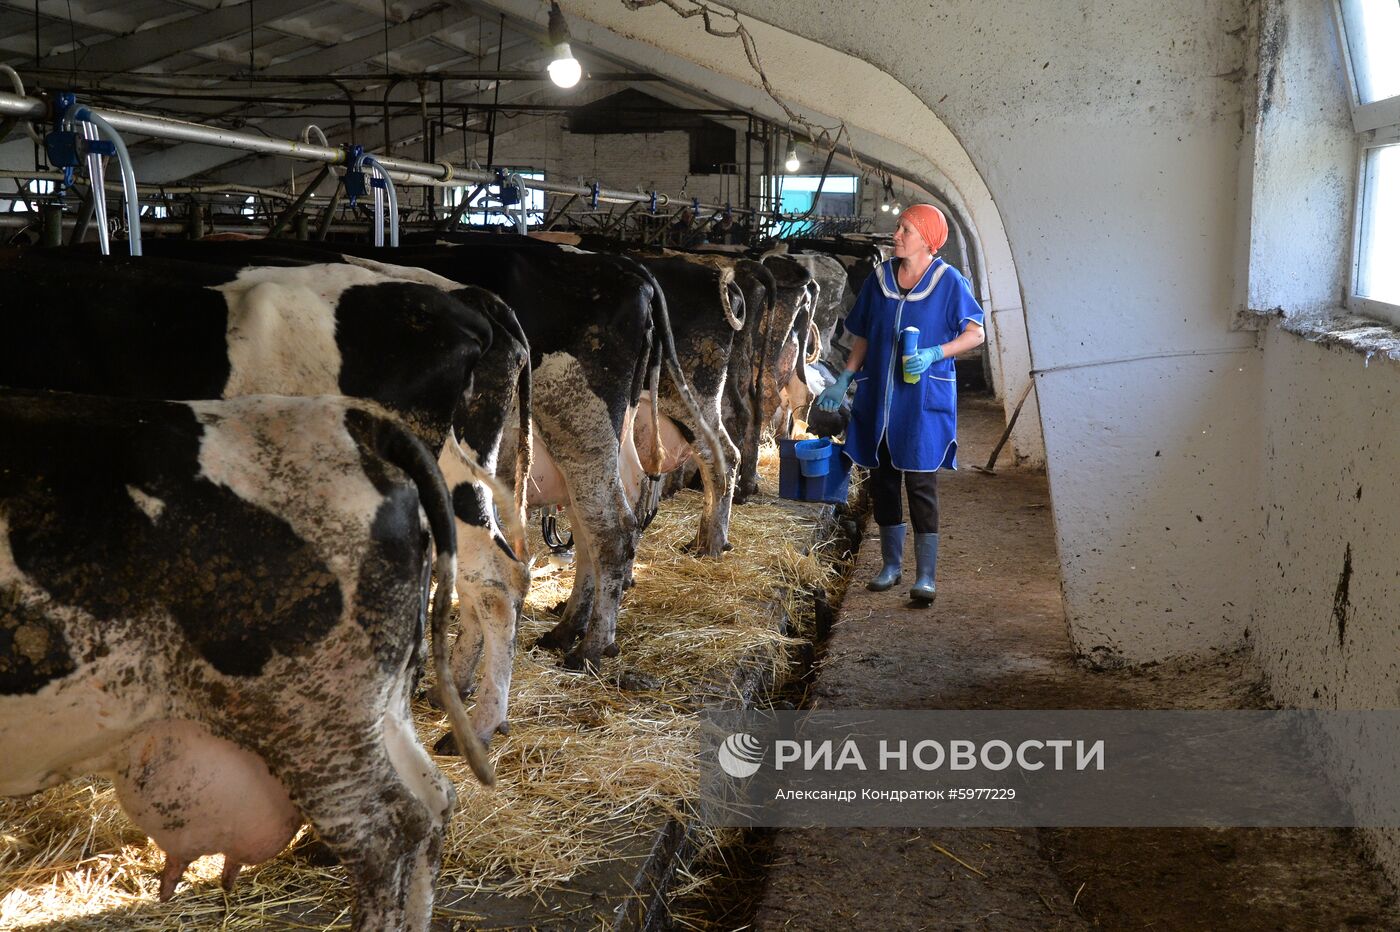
46,94,142,255
341,144,367,204
43,93,81,189
649,191,657,214
589,181,600,209
495,167,520,207
691,197,700,215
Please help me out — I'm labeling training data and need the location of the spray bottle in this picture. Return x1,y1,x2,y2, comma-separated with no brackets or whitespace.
900,326,921,384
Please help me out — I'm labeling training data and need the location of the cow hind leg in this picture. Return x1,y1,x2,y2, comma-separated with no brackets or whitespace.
268,730,448,932
536,507,597,651
556,492,632,669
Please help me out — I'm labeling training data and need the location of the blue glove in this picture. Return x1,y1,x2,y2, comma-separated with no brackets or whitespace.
903,345,944,376
816,370,854,411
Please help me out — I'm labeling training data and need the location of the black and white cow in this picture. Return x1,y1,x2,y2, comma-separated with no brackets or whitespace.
370,238,723,667
0,249,530,742
620,252,744,555
174,235,720,669
535,234,776,510
750,255,817,441
0,389,488,930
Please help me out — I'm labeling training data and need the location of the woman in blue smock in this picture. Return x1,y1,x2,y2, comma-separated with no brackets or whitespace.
816,204,986,603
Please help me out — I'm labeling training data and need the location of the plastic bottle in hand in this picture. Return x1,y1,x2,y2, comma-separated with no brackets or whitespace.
901,326,921,384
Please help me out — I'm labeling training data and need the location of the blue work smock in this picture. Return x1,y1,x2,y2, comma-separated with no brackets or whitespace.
842,257,986,472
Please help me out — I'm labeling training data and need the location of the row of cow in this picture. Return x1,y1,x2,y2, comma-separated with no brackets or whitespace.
0,230,884,929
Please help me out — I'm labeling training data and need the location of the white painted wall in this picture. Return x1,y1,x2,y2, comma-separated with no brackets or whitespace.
1239,0,1400,883
699,0,1262,661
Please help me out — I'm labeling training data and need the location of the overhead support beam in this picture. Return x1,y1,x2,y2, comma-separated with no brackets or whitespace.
263,7,461,77
0,0,132,46
53,0,308,74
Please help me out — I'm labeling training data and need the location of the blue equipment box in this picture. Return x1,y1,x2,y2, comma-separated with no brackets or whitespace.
777,438,853,504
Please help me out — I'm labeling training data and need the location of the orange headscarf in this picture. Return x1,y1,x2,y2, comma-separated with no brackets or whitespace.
901,204,949,254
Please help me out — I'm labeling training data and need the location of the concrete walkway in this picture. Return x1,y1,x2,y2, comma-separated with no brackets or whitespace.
749,394,1398,931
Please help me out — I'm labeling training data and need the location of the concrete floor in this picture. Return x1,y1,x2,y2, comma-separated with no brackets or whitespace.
747,394,1399,931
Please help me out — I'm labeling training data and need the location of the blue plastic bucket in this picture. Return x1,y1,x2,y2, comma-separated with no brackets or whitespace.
778,439,852,504
793,437,832,478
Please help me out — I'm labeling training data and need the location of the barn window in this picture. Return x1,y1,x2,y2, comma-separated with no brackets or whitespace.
770,175,859,235
445,171,546,227
1336,0,1400,322
4,178,55,212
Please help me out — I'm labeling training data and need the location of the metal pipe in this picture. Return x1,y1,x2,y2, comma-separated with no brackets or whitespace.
0,213,408,235
70,184,95,245
315,177,342,241
267,164,330,238
363,155,399,247
485,13,505,170
79,121,111,255
0,91,841,224
0,169,330,202
77,107,142,256
20,68,664,84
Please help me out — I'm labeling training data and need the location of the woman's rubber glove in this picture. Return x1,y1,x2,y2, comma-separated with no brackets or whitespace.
816,370,855,411
903,344,945,376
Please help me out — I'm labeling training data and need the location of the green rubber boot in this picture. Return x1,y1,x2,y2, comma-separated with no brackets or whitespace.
866,524,906,592
910,532,939,603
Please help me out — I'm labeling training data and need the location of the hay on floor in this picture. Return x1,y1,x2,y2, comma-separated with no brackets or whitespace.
0,441,836,929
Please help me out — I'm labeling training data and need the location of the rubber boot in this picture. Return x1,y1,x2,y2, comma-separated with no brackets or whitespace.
910,532,939,603
866,524,906,592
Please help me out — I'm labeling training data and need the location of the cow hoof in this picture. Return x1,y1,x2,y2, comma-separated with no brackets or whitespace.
496,721,512,737
723,542,734,553
546,600,569,617
602,642,620,658
288,835,341,867
562,649,602,672
535,625,578,652
433,731,459,756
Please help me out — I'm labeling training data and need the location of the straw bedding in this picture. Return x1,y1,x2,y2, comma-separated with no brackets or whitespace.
0,442,838,930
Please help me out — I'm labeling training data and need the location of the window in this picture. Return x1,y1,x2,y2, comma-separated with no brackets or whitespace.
1336,0,1400,323
766,175,859,236
778,175,858,217
5,178,56,212
445,171,546,227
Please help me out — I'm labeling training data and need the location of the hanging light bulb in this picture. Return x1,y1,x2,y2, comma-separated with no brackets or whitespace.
891,203,901,216
880,202,890,212
547,2,582,89
784,146,800,173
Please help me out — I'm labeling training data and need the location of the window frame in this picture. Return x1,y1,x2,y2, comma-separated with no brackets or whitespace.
1333,0,1400,324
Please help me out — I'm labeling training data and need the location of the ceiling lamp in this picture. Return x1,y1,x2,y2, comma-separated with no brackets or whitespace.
891,203,901,215
880,202,890,212
784,146,800,172
547,2,582,89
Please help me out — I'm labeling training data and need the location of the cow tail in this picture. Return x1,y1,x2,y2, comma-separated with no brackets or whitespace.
374,410,496,787
753,263,779,420
513,356,532,558
635,261,728,479
646,336,664,475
